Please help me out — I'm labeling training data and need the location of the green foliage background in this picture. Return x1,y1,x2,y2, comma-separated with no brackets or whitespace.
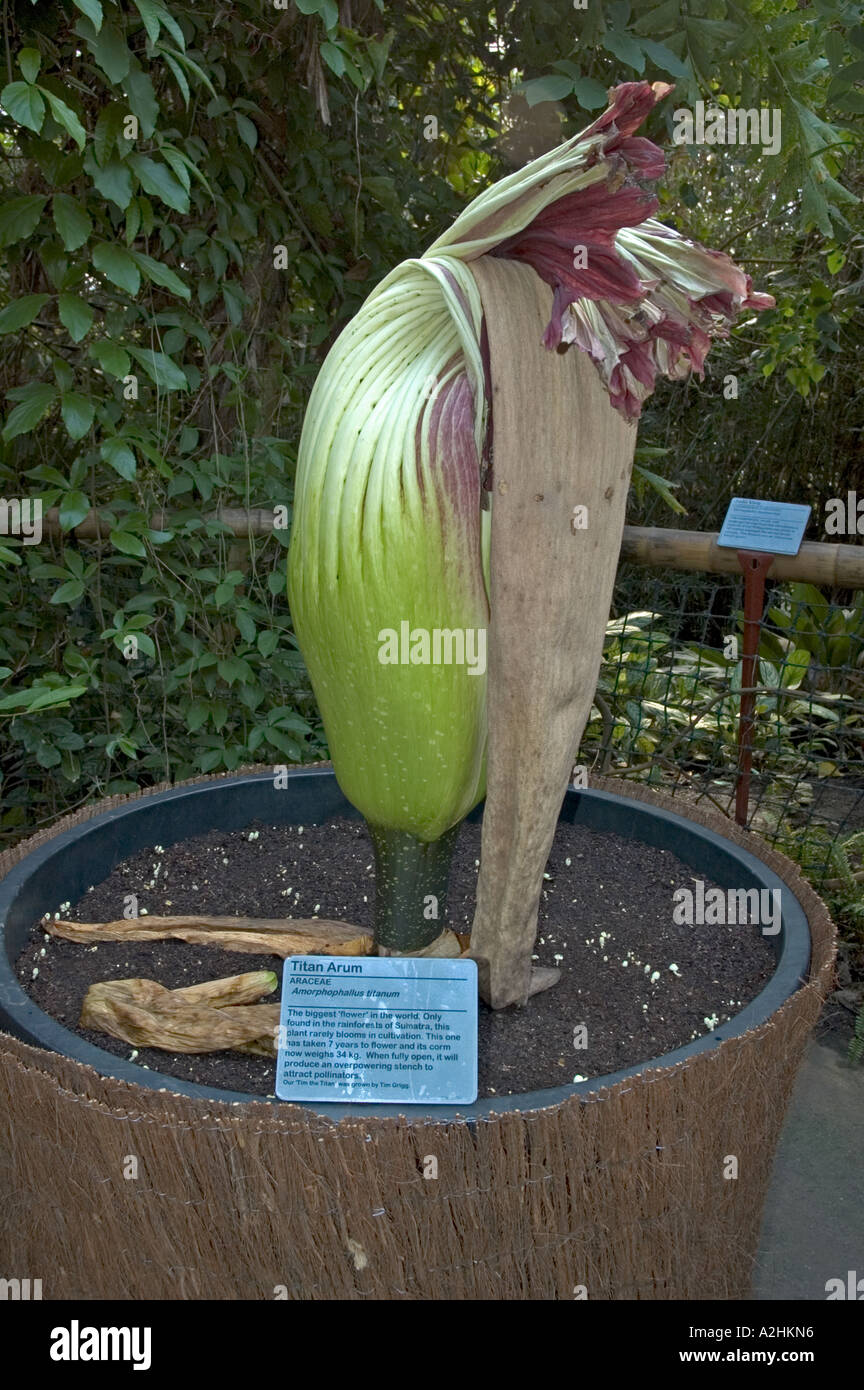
0,0,862,844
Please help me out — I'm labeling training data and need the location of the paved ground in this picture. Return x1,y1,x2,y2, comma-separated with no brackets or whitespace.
753,1000,864,1300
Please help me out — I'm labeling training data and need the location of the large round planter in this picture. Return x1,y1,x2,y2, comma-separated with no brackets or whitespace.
0,767,834,1300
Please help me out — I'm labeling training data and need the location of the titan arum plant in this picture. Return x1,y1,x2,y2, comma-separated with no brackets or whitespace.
288,81,773,1007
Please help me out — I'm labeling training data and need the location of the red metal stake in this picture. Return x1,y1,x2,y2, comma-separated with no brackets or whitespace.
735,549,775,827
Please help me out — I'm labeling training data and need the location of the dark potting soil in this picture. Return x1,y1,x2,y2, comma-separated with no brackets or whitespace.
16,816,776,1100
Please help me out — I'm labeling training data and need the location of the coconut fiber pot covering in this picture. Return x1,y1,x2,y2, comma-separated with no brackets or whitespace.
0,771,835,1301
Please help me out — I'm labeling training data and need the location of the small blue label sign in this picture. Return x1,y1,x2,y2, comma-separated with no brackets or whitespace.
275,956,478,1105
717,497,810,555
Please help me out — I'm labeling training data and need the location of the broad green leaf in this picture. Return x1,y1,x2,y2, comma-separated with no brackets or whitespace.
41,89,87,149
801,173,835,238
89,24,131,84
234,112,258,148
2,382,55,441
128,632,156,658
0,294,49,334
18,48,41,83
320,42,346,77
129,249,190,299
92,241,141,295
295,0,338,23
0,679,86,706
1,80,45,132
123,68,159,138
58,490,91,530
54,363,75,399
60,392,95,441
818,169,858,206
685,15,738,40
572,76,611,110
789,582,830,618
158,10,185,48
780,648,811,689
209,700,229,731
124,197,141,244
639,37,690,78
160,142,213,197
793,99,842,157
127,153,190,212
222,281,246,324
158,144,190,192
185,701,209,733
52,193,92,251
48,580,86,606
214,579,237,606
100,437,137,480
72,0,103,31
520,74,573,105
88,340,131,377
92,158,134,208
127,346,188,391
602,30,646,74
160,49,190,105
833,90,864,115
57,293,94,343
632,465,687,516
164,46,216,97
218,655,253,685
825,31,845,70
110,528,147,557
94,103,126,164
132,0,162,44
236,609,256,643
633,0,679,33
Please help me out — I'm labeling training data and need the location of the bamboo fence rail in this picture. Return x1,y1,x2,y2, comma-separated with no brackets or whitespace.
40,508,864,588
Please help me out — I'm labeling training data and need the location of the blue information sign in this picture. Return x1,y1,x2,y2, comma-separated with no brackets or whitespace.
276,955,478,1105
717,497,810,555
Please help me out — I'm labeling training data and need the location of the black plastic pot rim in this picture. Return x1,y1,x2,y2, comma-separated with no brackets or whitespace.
0,768,812,1124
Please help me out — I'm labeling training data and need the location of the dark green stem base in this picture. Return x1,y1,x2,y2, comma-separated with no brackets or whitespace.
367,822,460,952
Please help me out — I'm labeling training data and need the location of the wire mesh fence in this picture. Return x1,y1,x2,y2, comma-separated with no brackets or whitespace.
584,564,864,931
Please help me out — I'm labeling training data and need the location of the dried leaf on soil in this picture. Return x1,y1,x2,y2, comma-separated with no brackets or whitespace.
47,913,371,958
80,972,280,1054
